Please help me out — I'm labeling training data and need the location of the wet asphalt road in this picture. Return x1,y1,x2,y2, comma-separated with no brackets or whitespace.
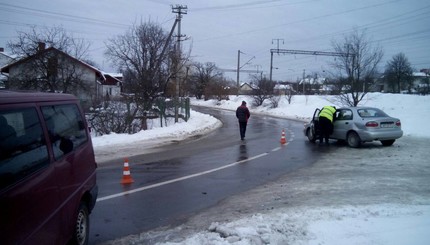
89,107,332,244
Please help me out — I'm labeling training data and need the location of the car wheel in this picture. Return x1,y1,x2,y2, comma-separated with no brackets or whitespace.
307,127,316,143
381,139,395,146
347,131,361,148
72,202,89,245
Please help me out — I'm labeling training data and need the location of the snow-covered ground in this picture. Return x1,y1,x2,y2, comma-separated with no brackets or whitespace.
94,93,430,245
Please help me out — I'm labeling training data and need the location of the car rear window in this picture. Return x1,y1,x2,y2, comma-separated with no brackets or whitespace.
357,108,388,118
0,108,49,189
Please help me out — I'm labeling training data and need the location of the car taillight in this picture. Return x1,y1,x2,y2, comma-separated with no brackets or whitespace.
365,121,379,127
396,120,401,127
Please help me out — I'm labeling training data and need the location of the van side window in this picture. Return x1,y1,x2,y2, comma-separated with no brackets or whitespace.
41,104,88,159
0,108,49,189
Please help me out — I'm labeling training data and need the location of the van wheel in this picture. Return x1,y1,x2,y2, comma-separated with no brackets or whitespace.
72,202,89,245
347,132,361,148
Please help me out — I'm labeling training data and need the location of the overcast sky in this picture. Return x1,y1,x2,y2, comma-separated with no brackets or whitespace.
1,0,429,82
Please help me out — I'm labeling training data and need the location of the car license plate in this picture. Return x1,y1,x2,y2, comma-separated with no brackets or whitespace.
380,122,394,128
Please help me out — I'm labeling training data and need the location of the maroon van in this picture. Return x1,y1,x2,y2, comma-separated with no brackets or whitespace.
0,91,98,245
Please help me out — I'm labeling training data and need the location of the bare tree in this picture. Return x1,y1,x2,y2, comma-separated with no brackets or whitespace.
331,30,383,106
252,77,274,106
189,62,223,100
384,53,413,93
205,77,232,101
285,85,295,104
8,25,90,60
87,97,138,135
105,21,178,130
269,95,281,108
6,26,93,96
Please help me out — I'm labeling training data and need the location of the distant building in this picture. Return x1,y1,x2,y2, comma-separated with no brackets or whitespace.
274,82,295,95
0,45,122,108
239,82,255,95
0,48,15,67
298,77,329,94
0,48,16,88
100,73,123,99
374,71,430,94
412,72,430,94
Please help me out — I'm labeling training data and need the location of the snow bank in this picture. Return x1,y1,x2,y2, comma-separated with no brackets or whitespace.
191,93,430,138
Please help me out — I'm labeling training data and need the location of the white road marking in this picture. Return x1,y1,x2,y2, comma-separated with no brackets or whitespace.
97,152,268,202
97,126,296,202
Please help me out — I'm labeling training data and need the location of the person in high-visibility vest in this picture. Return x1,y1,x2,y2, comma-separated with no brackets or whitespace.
318,106,336,144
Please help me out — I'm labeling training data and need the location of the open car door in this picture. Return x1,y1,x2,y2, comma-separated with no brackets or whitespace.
306,108,321,142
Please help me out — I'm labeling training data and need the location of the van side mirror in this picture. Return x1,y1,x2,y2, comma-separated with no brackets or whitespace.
78,121,85,130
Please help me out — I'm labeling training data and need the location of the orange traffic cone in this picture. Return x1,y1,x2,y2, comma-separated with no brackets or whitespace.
280,129,287,144
121,158,134,184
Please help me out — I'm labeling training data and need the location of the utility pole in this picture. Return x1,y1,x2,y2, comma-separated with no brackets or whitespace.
269,51,273,82
270,39,284,82
172,5,187,122
237,50,241,96
272,38,284,51
236,50,255,96
255,65,263,80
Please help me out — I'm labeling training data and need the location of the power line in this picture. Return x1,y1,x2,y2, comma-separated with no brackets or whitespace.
0,3,130,28
190,0,313,12
194,0,400,42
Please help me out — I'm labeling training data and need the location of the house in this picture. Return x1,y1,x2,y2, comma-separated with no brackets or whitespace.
100,73,123,99
373,71,430,94
412,71,430,94
0,48,15,67
239,82,255,95
298,77,328,94
0,48,16,88
0,45,107,109
273,82,295,95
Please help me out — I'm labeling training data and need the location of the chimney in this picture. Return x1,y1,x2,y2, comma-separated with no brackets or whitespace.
38,42,46,52
0,47,4,52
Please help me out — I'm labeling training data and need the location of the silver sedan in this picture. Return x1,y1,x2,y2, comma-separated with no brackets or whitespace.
304,107,403,147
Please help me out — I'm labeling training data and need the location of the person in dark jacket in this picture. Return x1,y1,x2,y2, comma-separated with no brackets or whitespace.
318,105,336,144
236,101,250,140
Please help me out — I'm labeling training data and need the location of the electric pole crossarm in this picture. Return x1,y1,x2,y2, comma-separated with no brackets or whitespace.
219,68,259,73
270,49,355,57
